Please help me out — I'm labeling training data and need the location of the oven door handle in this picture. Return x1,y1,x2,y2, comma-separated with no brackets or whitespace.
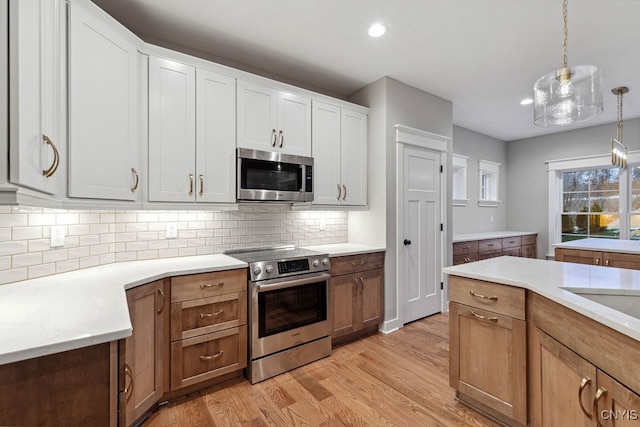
255,272,331,292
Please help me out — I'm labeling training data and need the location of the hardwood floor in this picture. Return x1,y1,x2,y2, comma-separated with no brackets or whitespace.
144,313,499,427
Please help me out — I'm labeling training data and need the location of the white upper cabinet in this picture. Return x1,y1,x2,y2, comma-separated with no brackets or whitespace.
148,56,236,203
312,101,367,207
237,80,311,157
9,0,64,195
68,0,141,201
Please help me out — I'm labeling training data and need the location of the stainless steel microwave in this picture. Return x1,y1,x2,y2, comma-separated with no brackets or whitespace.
237,148,314,202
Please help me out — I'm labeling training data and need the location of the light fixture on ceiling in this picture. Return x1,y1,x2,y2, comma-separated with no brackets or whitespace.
520,98,533,106
368,23,386,38
611,86,629,169
533,0,603,127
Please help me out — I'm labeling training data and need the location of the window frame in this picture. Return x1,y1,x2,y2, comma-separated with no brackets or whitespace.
452,154,469,206
478,159,501,207
547,152,640,256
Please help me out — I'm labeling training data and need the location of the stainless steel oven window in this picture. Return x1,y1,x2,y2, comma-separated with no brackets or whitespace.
257,280,327,338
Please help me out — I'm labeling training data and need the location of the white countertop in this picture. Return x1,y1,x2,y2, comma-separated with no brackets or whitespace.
303,243,386,257
554,237,640,255
0,254,247,366
443,256,640,341
0,243,385,366
452,231,537,243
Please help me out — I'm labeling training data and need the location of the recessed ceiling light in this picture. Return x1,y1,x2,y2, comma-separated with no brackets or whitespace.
520,98,533,106
368,23,386,38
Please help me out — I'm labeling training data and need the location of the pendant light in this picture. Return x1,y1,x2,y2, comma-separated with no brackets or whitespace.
533,0,603,127
611,87,629,169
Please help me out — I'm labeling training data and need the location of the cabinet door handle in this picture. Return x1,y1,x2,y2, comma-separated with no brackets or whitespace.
131,168,139,193
123,363,134,402
200,309,224,318
578,376,593,419
594,257,600,266
189,174,194,196
271,129,277,147
470,311,498,322
199,174,204,196
353,278,359,295
469,291,498,301
359,277,365,294
200,350,224,361
278,130,284,148
42,134,60,177
592,387,607,427
604,258,610,267
157,288,164,314
337,184,342,201
343,185,347,201
200,282,224,289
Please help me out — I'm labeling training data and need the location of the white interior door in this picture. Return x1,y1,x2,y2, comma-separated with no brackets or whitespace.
401,145,442,323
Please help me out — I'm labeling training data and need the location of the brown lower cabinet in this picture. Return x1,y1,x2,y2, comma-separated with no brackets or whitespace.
453,233,537,265
330,252,384,346
555,247,640,270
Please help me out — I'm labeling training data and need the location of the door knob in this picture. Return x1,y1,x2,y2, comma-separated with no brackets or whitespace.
404,239,412,246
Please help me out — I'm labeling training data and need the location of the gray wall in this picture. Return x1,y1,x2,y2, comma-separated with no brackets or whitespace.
506,118,640,258
452,126,508,234
348,76,452,332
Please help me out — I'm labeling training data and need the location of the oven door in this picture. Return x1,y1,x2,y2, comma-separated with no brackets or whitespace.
250,272,330,359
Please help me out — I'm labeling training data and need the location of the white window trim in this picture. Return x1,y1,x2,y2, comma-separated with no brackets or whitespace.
452,154,469,206
546,151,640,257
478,159,501,207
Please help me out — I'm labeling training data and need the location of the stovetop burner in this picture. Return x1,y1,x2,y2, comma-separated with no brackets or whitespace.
224,245,330,282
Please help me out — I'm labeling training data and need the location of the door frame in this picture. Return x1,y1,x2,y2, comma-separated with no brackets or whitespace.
395,125,449,325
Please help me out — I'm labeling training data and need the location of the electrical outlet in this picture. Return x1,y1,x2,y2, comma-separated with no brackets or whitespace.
319,216,326,231
490,215,494,223
166,223,178,239
50,226,65,248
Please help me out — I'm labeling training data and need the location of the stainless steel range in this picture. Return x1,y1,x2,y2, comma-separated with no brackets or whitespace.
224,246,332,384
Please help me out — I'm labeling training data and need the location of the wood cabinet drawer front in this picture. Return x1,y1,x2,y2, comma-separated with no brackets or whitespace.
453,241,479,256
502,247,521,257
478,250,502,261
330,252,384,275
478,239,502,252
453,254,479,265
171,292,247,341
502,236,521,248
449,276,525,320
170,325,247,390
171,269,246,303
522,234,537,245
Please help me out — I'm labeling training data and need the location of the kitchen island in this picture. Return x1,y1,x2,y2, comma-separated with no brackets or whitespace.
444,256,640,427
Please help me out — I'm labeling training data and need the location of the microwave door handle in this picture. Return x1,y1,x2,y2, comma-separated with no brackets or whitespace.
255,273,331,292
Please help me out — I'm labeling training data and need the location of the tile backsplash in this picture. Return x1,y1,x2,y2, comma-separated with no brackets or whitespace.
0,205,347,285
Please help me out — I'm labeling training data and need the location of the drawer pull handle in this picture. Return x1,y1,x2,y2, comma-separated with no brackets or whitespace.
470,311,498,322
509,240,515,243
469,291,498,301
200,282,224,289
200,310,224,318
593,387,607,427
200,351,224,361
594,257,600,265
462,245,471,249
487,244,494,247
578,376,593,419
352,260,366,266
604,258,610,267
123,363,134,402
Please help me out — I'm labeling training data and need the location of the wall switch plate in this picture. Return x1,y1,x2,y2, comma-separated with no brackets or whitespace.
166,223,178,239
50,226,65,248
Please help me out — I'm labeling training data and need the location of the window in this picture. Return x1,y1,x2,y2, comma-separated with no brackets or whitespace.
548,152,640,255
561,168,620,241
478,160,500,207
452,154,468,206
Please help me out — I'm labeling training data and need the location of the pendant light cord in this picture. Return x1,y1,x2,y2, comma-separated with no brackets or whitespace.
562,0,569,69
617,91,624,142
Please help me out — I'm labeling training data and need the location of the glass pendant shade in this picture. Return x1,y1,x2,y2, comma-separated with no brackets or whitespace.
533,65,603,126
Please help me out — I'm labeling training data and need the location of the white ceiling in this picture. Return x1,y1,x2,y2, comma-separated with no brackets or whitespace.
91,0,640,142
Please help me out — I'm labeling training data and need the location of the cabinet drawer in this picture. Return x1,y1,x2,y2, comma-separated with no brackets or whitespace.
330,252,384,275
171,292,247,341
502,247,521,257
522,244,536,258
170,325,247,390
478,239,502,252
171,269,246,303
478,250,502,260
502,236,521,248
453,241,479,256
449,276,525,320
522,234,537,246
453,254,479,265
